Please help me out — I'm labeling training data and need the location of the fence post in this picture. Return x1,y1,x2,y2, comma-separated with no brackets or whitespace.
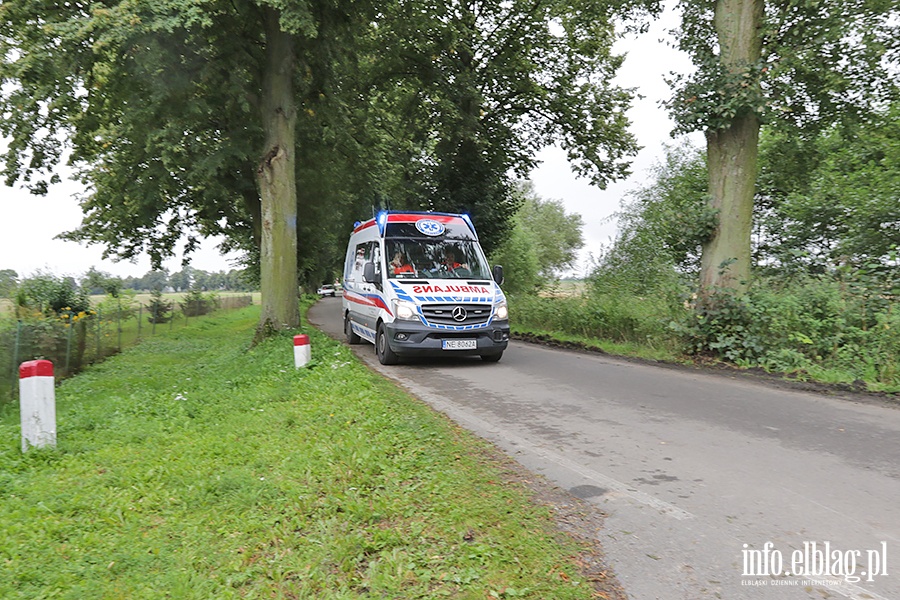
65,315,74,374
10,320,22,401
117,297,123,351
96,308,101,359
19,359,56,452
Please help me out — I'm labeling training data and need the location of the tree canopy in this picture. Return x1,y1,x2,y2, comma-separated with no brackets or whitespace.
599,100,900,291
660,0,899,296
490,181,585,294
756,101,900,274
1,0,645,332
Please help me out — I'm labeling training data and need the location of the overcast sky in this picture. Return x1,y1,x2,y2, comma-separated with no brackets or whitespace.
0,5,698,281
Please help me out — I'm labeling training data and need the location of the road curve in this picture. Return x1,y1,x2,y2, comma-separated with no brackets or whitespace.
309,297,900,600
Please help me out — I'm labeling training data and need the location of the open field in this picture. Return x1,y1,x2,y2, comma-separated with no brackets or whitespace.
0,292,262,316
118,291,261,306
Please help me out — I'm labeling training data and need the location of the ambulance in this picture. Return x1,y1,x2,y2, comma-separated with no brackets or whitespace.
342,211,509,365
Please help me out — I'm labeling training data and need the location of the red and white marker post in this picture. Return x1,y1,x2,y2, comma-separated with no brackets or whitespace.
19,359,57,452
293,334,311,368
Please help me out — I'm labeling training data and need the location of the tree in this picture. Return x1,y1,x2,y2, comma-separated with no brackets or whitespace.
369,0,645,254
756,101,900,274
514,182,585,282
590,142,708,298
607,141,711,273
138,270,169,293
0,0,373,336
81,267,123,297
490,181,584,294
2,0,645,329
665,0,899,296
169,268,193,293
0,269,17,298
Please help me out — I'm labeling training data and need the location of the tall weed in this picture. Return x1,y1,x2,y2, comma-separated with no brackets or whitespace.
510,291,683,347
672,275,899,390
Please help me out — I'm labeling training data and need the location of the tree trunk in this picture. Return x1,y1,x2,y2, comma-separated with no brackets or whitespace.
700,0,764,296
255,7,300,336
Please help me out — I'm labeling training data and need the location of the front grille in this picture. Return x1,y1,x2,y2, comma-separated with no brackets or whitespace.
421,303,492,326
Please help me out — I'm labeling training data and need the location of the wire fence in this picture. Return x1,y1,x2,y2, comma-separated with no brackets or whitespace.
1,294,253,404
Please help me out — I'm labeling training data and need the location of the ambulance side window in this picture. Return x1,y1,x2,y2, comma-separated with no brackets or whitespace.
344,243,358,281
352,243,368,280
351,242,382,284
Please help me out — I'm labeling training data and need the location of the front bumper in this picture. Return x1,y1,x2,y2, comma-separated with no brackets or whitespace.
384,319,509,357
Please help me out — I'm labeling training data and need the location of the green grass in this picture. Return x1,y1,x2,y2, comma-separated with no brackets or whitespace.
0,305,596,599
511,323,683,364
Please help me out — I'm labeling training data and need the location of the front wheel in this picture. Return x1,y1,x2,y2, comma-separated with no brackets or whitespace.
376,323,400,365
345,313,362,345
480,352,503,363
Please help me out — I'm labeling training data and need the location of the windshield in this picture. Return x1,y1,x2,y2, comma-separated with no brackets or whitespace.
386,239,491,280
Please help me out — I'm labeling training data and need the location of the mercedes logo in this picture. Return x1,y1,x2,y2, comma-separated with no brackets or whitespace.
451,306,467,322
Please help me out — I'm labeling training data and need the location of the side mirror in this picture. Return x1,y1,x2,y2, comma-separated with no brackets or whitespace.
492,264,504,285
363,261,379,284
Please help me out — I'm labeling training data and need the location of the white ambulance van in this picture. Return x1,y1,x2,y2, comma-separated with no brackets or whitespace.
342,211,509,365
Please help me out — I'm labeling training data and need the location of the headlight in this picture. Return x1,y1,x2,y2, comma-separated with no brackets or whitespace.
393,300,418,321
494,302,508,320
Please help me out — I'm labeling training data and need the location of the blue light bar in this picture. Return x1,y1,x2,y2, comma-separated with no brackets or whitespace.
460,213,478,240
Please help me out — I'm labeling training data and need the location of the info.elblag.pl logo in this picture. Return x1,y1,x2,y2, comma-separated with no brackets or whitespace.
742,541,888,585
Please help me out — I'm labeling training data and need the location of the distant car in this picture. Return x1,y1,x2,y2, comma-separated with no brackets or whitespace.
317,284,337,297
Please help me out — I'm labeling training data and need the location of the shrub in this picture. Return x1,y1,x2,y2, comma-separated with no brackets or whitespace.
15,272,91,316
672,274,900,387
179,289,219,317
510,290,682,347
146,289,174,324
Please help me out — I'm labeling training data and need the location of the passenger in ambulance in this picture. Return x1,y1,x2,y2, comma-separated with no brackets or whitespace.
390,251,416,276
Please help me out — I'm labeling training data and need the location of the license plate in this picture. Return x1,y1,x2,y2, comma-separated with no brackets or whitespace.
442,339,476,350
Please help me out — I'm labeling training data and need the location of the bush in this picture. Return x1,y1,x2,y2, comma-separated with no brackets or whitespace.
146,289,174,324
510,290,682,346
179,289,219,317
15,272,91,316
671,274,900,388
671,289,768,364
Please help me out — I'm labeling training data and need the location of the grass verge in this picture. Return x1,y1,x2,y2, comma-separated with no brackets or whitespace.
1,304,602,599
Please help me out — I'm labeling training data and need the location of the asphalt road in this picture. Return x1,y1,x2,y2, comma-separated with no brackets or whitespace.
309,297,900,599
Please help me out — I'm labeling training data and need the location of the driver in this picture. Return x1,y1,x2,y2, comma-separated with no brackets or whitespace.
441,250,465,271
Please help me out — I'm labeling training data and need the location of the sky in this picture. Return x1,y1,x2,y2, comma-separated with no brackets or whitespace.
530,5,703,276
0,5,698,282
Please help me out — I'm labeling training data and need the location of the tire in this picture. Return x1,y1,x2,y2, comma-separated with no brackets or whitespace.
480,352,503,363
345,313,362,345
376,323,400,365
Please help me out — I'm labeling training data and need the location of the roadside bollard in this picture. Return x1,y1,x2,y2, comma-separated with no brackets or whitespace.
294,334,311,368
19,360,57,452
